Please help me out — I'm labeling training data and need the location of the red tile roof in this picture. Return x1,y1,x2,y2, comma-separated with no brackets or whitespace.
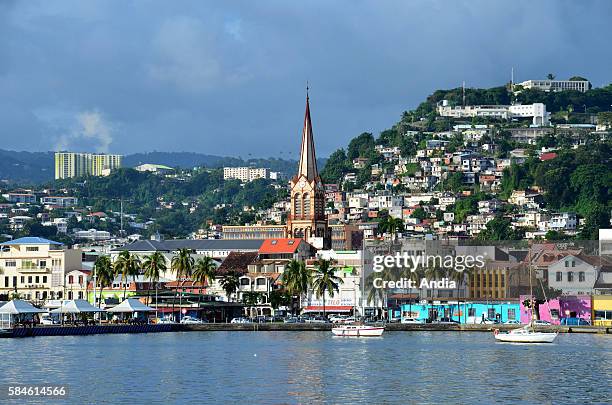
259,238,303,254
540,152,557,161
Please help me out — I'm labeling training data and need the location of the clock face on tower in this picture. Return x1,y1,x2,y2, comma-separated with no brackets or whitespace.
298,178,306,188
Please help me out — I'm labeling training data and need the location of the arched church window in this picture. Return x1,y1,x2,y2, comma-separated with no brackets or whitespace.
293,194,302,216
303,193,310,216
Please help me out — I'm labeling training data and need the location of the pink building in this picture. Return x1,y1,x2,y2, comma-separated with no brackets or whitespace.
519,295,591,325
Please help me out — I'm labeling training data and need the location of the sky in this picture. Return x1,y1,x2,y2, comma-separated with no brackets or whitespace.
1,0,611,159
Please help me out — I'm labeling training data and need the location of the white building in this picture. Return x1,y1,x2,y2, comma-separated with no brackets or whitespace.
40,196,78,208
73,229,112,241
223,167,270,182
437,101,550,126
518,79,590,93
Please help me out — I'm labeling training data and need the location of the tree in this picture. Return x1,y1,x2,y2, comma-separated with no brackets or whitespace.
142,251,167,308
192,256,217,306
171,248,194,320
378,216,404,239
93,256,114,307
242,291,263,318
477,216,524,241
547,73,556,80
311,259,343,318
411,208,427,220
282,260,311,314
113,250,141,300
220,271,240,302
269,289,292,310
320,149,350,184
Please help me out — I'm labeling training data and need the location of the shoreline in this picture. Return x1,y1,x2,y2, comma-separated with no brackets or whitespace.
2,323,610,338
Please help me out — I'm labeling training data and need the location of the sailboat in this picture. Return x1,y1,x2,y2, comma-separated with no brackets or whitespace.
494,250,558,344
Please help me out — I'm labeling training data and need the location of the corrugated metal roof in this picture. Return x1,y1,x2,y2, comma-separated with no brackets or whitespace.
113,239,264,252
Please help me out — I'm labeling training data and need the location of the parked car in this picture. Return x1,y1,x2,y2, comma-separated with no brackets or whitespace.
481,318,501,325
434,317,460,324
533,320,552,326
40,315,58,325
230,317,252,324
329,315,347,323
156,317,176,324
504,320,521,325
559,318,591,326
180,316,206,325
401,318,424,324
305,316,329,324
283,317,301,324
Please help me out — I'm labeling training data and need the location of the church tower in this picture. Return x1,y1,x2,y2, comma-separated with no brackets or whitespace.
287,91,329,248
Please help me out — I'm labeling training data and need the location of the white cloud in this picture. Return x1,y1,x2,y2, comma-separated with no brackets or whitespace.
36,108,115,153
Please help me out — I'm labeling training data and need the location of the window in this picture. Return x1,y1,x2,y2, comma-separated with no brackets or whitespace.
26,246,39,252
68,275,74,284
565,261,569,267
550,309,559,319
4,260,16,267
28,276,32,284
488,308,496,319
468,308,476,317
78,276,83,284
578,272,585,282
35,276,39,284
571,261,575,267
43,276,47,283
293,194,302,216
39,260,46,268
303,193,310,216
256,278,266,286
556,272,562,282
567,272,574,282
4,276,8,287
507,309,516,320
240,278,250,286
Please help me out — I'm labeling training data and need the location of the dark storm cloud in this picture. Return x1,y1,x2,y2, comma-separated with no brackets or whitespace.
0,0,611,157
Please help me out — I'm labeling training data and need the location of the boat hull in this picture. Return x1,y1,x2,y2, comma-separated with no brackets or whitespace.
494,331,558,343
331,326,384,337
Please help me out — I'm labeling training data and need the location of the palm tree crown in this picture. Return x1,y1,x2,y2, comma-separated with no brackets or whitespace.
113,250,141,300
311,259,343,317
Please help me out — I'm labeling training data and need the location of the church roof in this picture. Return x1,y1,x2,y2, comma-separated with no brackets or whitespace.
296,92,319,182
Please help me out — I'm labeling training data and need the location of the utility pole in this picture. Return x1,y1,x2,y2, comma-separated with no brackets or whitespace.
462,81,466,107
120,197,124,237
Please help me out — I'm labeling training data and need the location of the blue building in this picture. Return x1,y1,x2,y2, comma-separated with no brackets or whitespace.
395,301,521,324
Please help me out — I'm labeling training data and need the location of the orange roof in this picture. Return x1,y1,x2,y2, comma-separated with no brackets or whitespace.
259,238,303,254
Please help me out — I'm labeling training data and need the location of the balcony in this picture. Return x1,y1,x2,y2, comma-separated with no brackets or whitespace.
17,266,49,273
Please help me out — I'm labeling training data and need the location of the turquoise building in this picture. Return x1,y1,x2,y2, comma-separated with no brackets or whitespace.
394,301,521,324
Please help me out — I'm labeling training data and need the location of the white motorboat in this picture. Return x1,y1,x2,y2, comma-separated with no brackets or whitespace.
494,326,558,343
331,324,385,337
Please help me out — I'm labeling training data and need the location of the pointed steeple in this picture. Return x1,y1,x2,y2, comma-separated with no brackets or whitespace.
297,89,319,181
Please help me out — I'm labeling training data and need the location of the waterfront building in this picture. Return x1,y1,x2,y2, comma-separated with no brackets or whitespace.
0,237,82,303
519,295,592,325
65,269,91,300
592,295,612,326
287,92,330,249
398,300,520,324
303,250,363,315
222,225,287,240
547,254,602,295
223,167,270,182
54,152,122,180
518,79,590,93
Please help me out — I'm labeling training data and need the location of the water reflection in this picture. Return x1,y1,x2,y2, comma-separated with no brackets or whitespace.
0,332,610,404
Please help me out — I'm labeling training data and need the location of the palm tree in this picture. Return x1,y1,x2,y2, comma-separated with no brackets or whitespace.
365,271,385,315
311,259,343,318
378,216,404,240
242,291,262,318
220,271,240,303
171,248,194,320
113,250,141,301
449,268,470,322
400,267,421,319
192,256,217,310
282,260,311,314
142,252,167,311
93,256,114,307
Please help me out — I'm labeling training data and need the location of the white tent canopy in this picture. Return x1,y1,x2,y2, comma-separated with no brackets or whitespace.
106,299,155,313
0,299,46,314
51,300,105,314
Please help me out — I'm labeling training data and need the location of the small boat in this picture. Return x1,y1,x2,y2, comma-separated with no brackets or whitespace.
331,324,385,337
494,326,558,343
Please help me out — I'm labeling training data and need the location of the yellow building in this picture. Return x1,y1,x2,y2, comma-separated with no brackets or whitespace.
592,295,612,326
469,268,508,299
55,152,122,179
0,237,82,304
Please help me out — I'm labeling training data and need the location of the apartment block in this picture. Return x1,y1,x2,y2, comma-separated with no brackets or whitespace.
55,152,122,179
223,167,270,182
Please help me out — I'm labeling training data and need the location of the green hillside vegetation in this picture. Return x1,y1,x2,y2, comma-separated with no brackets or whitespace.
51,168,287,238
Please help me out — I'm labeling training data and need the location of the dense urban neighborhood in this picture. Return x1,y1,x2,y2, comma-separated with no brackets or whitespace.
1,79,611,326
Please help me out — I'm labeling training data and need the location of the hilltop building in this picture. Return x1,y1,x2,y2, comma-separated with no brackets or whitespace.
55,152,122,179
518,79,590,93
223,167,270,182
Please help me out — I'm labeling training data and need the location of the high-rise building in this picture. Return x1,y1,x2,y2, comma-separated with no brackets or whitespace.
55,152,122,179
223,167,270,182
287,92,329,248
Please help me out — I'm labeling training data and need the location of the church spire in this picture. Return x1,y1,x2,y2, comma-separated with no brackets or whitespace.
297,89,319,181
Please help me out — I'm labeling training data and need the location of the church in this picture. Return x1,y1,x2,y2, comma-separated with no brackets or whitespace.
286,92,330,249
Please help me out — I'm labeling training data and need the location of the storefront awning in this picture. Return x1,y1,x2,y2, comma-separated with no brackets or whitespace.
303,305,353,313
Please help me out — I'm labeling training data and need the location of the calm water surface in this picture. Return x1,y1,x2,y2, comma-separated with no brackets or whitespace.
0,331,610,404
